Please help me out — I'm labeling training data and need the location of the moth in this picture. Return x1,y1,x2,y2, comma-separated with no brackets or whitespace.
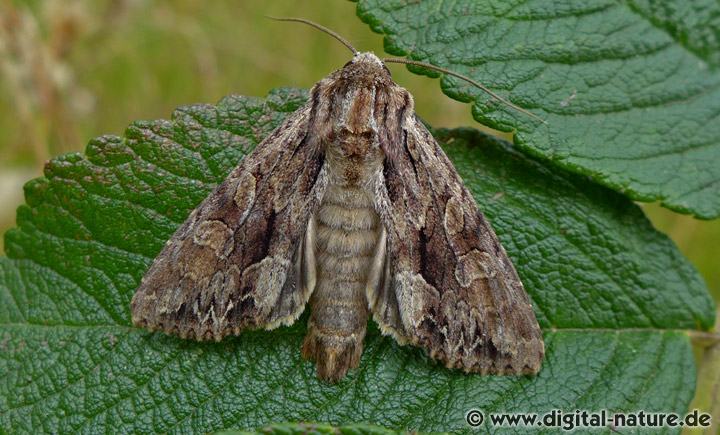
131,18,544,382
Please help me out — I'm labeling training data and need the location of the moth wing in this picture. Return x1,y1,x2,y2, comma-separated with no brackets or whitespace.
368,117,544,374
132,103,327,340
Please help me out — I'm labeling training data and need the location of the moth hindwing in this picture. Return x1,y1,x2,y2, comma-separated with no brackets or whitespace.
131,52,544,382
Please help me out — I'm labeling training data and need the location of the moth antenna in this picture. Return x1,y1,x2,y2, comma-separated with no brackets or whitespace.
383,57,546,124
266,16,358,55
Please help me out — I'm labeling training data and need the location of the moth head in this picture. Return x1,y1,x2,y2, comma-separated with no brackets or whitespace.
323,52,411,154
340,52,393,87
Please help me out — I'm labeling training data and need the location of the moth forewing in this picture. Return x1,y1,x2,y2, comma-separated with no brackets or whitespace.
131,48,544,382
131,103,327,340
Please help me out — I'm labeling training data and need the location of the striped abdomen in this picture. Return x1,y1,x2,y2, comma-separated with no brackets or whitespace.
301,183,381,381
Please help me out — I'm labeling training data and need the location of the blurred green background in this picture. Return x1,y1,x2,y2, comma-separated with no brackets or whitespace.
1,0,717,322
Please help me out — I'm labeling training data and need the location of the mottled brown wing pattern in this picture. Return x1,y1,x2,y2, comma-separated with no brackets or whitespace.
131,103,328,340
369,116,544,375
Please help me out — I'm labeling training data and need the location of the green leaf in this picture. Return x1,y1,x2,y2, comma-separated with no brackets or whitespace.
354,0,720,219
0,89,713,433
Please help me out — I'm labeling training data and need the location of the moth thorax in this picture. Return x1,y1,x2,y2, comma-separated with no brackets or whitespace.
343,86,376,131
325,127,383,186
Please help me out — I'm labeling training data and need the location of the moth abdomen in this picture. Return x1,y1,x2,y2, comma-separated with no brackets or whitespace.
301,183,382,381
